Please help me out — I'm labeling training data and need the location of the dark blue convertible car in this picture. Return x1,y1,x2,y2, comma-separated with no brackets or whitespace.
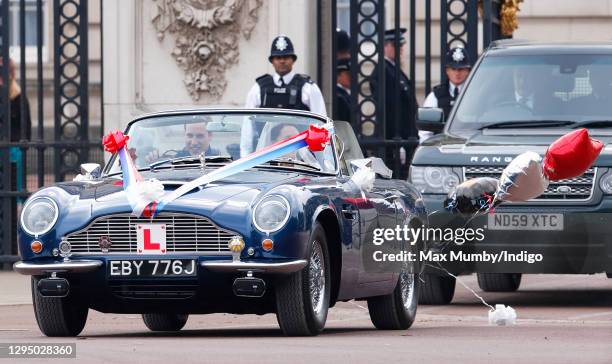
14,109,427,336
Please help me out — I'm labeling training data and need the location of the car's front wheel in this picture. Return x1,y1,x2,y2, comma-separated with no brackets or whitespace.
142,313,189,331
477,273,522,292
275,222,330,336
31,277,88,337
367,269,420,330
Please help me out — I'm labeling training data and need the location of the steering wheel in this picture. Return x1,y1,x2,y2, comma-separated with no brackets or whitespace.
296,149,320,167
161,149,180,158
491,100,532,112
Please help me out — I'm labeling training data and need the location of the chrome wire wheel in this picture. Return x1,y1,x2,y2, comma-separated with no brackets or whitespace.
309,240,326,315
400,271,416,311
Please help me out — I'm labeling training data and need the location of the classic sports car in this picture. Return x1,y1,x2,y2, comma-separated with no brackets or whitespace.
14,109,427,337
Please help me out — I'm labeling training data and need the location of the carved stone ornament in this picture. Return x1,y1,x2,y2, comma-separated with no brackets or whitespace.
152,0,263,100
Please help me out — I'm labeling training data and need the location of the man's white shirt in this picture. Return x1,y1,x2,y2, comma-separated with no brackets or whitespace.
420,82,464,141
242,70,327,156
337,83,350,95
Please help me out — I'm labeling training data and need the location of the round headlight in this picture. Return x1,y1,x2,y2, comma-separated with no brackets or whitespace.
21,197,59,236
600,171,612,194
410,166,462,194
253,195,290,233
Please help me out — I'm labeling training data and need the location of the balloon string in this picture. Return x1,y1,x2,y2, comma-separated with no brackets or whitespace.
426,263,495,311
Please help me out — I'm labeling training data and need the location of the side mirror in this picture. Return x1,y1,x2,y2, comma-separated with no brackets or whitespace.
79,163,101,180
350,158,392,179
416,107,445,133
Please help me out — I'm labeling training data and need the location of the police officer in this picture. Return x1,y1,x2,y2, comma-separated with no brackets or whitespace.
335,59,353,125
370,28,418,175
420,47,471,140
336,29,351,60
242,35,327,155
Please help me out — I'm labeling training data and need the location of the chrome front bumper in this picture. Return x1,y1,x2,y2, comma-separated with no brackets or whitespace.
201,259,308,273
13,259,307,275
13,260,103,275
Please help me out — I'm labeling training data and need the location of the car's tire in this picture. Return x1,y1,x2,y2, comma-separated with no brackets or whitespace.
275,222,331,336
477,273,522,292
367,270,420,330
142,313,189,332
31,277,88,337
419,274,456,305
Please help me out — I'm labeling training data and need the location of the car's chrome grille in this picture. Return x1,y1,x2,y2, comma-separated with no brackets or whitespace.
66,213,235,254
464,166,596,201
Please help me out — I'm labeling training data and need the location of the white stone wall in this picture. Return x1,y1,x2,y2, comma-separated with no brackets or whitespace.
514,0,612,41
103,0,317,133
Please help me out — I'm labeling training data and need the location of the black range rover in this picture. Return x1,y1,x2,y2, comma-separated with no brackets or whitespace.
411,40,612,304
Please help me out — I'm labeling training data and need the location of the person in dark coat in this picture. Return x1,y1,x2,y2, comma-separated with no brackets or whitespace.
1,58,32,142
369,28,418,175
336,28,351,61
0,58,31,257
334,59,353,126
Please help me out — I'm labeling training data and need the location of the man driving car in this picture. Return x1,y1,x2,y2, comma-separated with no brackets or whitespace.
145,122,219,164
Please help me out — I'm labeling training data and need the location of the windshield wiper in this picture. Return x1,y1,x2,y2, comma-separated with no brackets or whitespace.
148,155,233,171
478,120,575,130
571,120,612,129
261,158,321,171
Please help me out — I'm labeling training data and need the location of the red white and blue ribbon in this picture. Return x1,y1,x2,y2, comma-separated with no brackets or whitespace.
102,123,333,217
103,131,163,217
156,124,333,212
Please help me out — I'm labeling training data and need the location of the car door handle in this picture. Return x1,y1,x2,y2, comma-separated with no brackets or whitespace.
342,205,358,219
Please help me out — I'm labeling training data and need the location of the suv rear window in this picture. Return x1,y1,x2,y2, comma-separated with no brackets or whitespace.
450,54,612,131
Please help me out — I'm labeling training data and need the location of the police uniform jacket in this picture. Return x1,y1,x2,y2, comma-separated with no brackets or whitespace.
334,84,352,125
420,80,464,140
370,58,418,140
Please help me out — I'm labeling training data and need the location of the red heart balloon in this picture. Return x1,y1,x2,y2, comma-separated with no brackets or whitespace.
543,128,603,180
305,124,330,152
102,130,130,154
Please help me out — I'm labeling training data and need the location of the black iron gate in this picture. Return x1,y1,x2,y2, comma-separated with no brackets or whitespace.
0,0,103,268
327,0,505,177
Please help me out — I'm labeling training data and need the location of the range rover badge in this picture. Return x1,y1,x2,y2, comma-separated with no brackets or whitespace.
556,185,572,194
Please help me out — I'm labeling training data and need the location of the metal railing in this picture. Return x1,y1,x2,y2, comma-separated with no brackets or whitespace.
0,0,102,268
324,0,504,180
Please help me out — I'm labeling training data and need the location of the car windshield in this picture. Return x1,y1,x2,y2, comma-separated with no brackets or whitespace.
450,53,612,131
105,112,337,175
